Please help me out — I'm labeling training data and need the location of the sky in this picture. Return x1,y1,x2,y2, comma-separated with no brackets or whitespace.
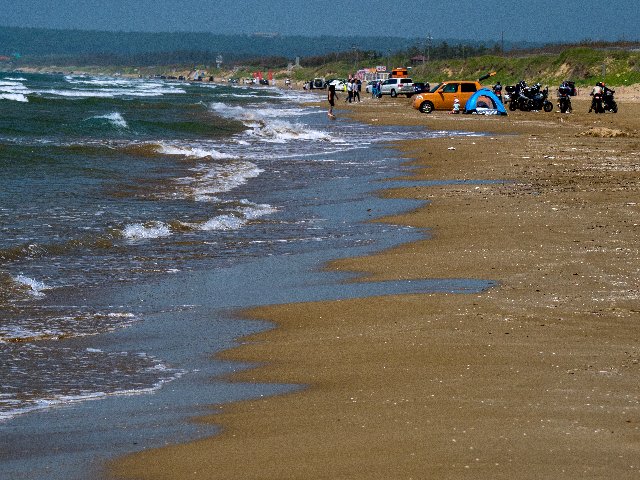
1,0,639,43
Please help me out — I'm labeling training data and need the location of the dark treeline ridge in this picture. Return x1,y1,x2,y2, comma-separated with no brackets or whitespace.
301,42,499,68
0,26,539,66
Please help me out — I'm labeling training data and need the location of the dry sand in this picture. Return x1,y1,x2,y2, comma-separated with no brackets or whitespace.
109,94,640,479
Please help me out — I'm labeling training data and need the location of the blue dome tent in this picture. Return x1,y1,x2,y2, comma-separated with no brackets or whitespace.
464,88,507,115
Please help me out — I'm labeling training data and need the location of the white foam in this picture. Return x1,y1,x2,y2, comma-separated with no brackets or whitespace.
13,275,50,297
3,77,27,81
105,312,136,318
36,85,185,98
64,75,185,93
92,112,128,128
210,102,332,143
0,360,186,422
190,160,264,199
66,76,140,87
157,143,236,160
210,100,310,120
210,102,253,120
248,119,333,143
0,93,28,102
183,200,276,231
122,221,172,240
237,200,278,219
0,312,138,343
0,80,30,102
198,214,247,231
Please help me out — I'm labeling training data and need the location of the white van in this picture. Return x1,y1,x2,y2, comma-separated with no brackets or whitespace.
379,78,414,97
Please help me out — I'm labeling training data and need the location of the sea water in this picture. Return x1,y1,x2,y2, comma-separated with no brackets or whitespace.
0,73,495,477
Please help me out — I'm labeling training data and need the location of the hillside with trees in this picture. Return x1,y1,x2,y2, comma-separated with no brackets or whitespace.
2,27,639,87
0,26,529,66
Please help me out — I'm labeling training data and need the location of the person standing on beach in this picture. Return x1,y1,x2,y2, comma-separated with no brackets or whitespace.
345,80,353,103
354,79,361,102
327,84,338,118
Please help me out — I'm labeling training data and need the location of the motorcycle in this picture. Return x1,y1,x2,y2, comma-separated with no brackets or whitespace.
557,83,573,113
527,83,554,112
589,91,605,113
507,81,553,112
603,88,618,113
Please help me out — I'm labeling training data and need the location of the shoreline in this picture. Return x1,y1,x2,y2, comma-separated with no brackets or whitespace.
109,96,640,478
8,67,640,102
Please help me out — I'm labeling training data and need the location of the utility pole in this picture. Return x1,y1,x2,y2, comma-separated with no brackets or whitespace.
427,34,433,62
501,30,505,56
352,44,358,72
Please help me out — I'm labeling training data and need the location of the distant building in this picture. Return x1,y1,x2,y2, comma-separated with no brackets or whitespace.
410,55,427,65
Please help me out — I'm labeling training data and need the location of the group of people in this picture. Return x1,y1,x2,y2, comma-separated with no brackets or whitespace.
370,80,382,98
345,78,362,103
327,77,363,118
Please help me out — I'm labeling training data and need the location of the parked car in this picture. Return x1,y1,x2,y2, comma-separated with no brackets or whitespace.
413,82,430,94
312,77,326,89
380,77,414,97
328,79,347,92
412,80,482,113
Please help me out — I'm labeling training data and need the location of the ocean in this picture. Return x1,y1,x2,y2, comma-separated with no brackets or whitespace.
0,73,494,478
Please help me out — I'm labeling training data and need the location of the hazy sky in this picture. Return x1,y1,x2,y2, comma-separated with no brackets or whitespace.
2,0,639,43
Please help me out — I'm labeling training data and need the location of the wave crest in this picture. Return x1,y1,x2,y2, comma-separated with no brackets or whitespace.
122,221,172,240
90,112,128,128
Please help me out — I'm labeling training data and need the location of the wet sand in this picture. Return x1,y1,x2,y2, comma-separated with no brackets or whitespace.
109,94,640,479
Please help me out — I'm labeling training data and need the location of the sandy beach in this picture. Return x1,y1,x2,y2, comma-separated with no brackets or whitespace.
108,91,639,479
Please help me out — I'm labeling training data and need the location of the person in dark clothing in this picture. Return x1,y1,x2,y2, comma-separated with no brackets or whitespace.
492,81,503,102
327,84,338,118
345,79,353,103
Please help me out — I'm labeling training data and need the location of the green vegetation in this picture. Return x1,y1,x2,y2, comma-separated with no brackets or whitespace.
1,25,638,87
285,45,640,87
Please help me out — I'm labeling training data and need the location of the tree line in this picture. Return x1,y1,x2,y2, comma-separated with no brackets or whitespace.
1,26,538,67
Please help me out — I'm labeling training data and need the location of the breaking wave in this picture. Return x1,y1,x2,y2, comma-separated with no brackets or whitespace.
90,112,128,128
157,143,236,160
188,160,264,201
0,93,29,102
210,102,332,143
12,275,51,298
122,221,172,240
0,79,30,102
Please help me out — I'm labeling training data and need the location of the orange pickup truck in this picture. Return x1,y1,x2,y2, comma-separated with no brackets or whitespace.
412,80,482,113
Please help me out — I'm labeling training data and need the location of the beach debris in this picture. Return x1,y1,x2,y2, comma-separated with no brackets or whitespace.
577,127,629,138
448,147,456,150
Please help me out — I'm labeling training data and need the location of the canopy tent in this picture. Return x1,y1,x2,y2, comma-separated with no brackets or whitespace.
464,88,507,115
